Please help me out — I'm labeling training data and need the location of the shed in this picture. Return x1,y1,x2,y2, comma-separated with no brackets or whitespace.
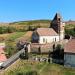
64,39,75,67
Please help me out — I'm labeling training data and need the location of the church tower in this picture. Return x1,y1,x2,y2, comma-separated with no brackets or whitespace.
51,13,65,41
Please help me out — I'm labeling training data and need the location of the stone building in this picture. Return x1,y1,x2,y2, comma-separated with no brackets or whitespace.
32,13,65,44
64,39,75,67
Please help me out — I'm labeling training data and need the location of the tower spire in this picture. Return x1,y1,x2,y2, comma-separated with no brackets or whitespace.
51,13,65,41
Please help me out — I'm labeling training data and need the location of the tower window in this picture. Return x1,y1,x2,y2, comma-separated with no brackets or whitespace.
58,18,60,21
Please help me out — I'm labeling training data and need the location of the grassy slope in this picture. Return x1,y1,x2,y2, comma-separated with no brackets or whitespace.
6,32,26,41
2,59,75,75
0,32,26,42
9,20,51,29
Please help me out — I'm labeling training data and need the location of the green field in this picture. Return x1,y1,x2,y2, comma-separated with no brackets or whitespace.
6,32,26,41
4,32,26,57
2,59,75,75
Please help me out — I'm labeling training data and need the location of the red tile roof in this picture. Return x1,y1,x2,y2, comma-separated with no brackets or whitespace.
36,28,58,36
0,47,7,62
64,39,75,53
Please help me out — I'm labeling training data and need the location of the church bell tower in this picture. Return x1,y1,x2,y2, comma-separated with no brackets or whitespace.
51,13,65,41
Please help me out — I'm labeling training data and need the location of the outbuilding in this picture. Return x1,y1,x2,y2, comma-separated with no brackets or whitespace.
64,39,75,67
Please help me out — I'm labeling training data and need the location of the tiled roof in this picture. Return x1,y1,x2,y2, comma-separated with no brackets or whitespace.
36,28,58,36
0,47,7,62
64,39,75,53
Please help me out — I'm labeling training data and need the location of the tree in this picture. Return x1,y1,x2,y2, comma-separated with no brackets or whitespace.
7,26,15,33
65,28,75,37
0,27,3,34
28,25,32,31
20,45,29,59
24,46,29,59
38,46,41,54
52,44,64,59
16,41,25,50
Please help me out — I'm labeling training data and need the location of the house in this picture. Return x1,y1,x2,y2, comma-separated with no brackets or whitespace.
0,49,7,66
32,13,65,44
64,39,75,67
0,43,7,66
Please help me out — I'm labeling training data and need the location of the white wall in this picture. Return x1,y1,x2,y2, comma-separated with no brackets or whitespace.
60,22,65,40
64,53,75,67
39,35,59,44
60,31,64,40
0,62,4,66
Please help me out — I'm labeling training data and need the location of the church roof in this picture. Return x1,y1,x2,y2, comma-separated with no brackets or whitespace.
36,28,58,36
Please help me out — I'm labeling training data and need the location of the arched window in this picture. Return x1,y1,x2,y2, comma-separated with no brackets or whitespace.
43,38,45,43
55,38,56,42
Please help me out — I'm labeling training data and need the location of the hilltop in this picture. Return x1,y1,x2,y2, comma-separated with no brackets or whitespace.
9,19,50,25
9,20,51,29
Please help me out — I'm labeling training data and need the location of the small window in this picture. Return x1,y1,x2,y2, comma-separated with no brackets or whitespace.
46,39,47,43
58,18,60,21
43,38,45,43
55,38,56,42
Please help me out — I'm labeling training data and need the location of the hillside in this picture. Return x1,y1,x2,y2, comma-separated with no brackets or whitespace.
1,59,75,75
0,20,75,30
9,20,51,31
9,20,50,25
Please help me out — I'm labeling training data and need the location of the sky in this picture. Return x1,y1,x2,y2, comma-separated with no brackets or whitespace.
0,0,75,22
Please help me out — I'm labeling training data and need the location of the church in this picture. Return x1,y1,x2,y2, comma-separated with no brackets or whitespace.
32,13,65,44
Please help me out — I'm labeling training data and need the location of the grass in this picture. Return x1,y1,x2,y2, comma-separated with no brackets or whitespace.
1,32,26,58
1,59,75,75
0,32,26,42
65,24,75,29
6,32,26,41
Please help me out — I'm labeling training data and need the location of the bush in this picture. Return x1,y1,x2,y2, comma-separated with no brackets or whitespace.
0,26,16,34
5,41,17,58
19,46,29,59
65,28,75,37
52,44,64,59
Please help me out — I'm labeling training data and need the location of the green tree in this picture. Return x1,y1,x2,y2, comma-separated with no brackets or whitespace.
0,27,3,34
7,26,15,33
5,41,16,58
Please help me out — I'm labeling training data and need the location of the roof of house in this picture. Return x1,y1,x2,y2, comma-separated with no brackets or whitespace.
0,47,7,62
36,28,58,36
64,39,75,53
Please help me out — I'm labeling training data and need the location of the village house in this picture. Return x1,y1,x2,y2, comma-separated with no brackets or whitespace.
32,13,65,44
64,39,75,67
0,43,7,66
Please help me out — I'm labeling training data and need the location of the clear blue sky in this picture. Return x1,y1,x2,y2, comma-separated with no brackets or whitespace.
0,0,75,22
